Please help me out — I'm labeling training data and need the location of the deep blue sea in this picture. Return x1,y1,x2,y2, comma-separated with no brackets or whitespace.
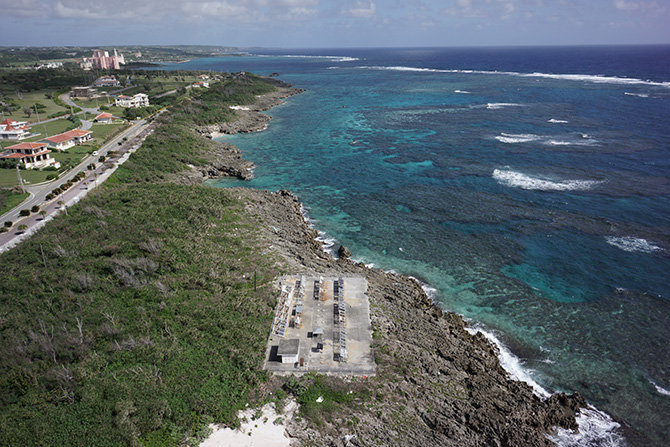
155,47,670,446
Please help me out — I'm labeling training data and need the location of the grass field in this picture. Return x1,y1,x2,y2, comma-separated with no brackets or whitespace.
0,190,28,215
51,144,93,169
0,167,53,187
90,123,127,142
24,118,76,142
0,89,68,123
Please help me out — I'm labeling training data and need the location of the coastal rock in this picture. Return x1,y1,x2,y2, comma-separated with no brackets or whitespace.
231,186,587,447
337,245,351,259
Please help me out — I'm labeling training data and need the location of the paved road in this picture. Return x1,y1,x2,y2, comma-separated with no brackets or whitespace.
0,119,151,250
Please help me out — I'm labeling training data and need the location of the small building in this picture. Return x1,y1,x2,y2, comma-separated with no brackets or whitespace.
1,142,60,169
41,129,92,151
94,76,120,87
199,74,210,80
71,86,97,98
114,93,149,108
94,112,114,124
277,339,300,364
0,119,32,140
192,81,209,88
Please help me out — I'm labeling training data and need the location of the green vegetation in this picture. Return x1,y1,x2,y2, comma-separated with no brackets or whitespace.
0,189,28,215
24,117,78,142
0,168,53,187
0,73,285,446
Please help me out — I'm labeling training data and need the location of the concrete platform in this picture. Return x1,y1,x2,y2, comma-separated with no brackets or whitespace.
263,275,375,376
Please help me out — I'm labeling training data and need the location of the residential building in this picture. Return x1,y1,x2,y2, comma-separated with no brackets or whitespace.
36,62,63,70
192,81,209,88
114,93,149,108
82,49,125,70
41,129,92,151
94,112,114,123
0,119,32,140
1,142,60,169
71,86,97,98
94,76,121,87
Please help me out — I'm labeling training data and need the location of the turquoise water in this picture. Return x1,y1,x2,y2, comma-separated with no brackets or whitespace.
156,47,670,445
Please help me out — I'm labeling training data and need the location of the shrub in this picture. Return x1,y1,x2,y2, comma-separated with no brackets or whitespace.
19,209,30,216
31,205,39,213
4,221,12,228
46,174,56,181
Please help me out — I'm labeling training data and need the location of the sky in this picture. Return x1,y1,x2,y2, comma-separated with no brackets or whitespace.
0,0,669,48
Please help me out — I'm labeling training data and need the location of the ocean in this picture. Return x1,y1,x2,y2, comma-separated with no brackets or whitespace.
155,46,670,446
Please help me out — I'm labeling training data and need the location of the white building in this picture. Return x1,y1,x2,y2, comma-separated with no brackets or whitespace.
277,339,300,364
41,129,92,151
94,76,121,87
114,93,149,108
0,119,32,140
1,142,60,169
192,81,209,88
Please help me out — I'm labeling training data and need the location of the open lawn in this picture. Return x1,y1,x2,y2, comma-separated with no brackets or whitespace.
0,89,68,123
51,144,94,169
24,118,77,142
0,189,28,215
90,123,127,143
72,97,109,109
0,167,54,187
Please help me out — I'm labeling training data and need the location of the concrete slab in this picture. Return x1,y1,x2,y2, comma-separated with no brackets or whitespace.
263,275,375,376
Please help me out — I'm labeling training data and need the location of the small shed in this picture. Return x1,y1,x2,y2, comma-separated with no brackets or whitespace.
312,327,324,337
278,339,300,364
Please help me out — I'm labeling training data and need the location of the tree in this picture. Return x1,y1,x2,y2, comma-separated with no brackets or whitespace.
39,210,46,220
22,107,32,118
17,224,27,233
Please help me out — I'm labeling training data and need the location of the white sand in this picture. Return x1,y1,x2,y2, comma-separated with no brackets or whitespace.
200,400,297,447
229,105,251,111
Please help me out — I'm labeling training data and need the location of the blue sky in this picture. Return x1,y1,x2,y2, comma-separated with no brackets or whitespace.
0,0,668,47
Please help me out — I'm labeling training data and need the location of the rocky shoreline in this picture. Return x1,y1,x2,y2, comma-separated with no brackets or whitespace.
183,80,587,446
177,83,302,184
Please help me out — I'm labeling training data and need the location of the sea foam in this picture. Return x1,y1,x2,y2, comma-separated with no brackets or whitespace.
648,379,670,396
493,169,603,191
486,103,523,110
547,407,624,447
495,133,542,143
466,323,623,446
548,119,569,124
605,236,663,254
356,65,670,88
465,323,551,398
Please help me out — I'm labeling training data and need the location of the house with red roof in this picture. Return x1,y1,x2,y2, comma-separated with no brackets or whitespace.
0,118,32,140
1,142,60,169
94,112,115,124
40,129,93,151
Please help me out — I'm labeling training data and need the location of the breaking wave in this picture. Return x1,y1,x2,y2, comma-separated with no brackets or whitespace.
547,407,624,447
495,133,542,143
493,169,604,191
454,89,471,94
605,236,663,254
355,65,670,88
648,379,670,396
255,54,360,62
624,92,650,98
548,119,569,124
486,103,523,110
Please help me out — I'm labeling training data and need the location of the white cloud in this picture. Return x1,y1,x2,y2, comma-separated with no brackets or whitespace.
614,0,639,10
344,1,376,18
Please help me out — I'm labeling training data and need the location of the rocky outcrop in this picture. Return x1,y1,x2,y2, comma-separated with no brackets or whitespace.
230,187,587,447
196,86,303,138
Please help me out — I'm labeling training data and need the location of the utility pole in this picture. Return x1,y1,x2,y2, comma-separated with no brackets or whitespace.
16,165,25,193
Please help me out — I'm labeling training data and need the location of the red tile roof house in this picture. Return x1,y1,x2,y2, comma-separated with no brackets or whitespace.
94,112,115,124
40,129,93,151
1,142,60,169
0,118,32,140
